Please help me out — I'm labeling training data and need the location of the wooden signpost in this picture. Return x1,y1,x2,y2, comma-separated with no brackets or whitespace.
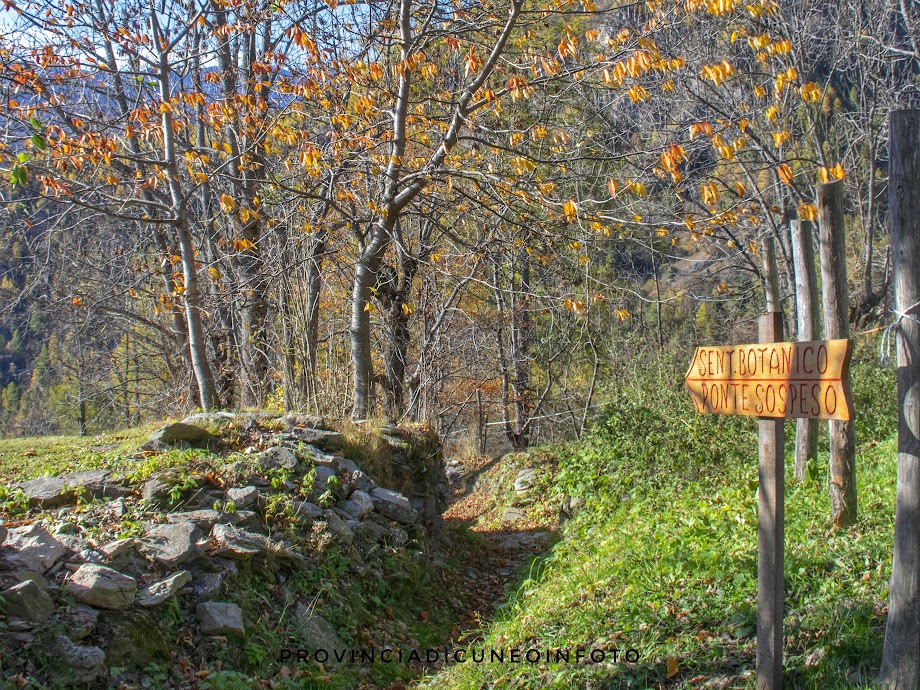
685,327,854,690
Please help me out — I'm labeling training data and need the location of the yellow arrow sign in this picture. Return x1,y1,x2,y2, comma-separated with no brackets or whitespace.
684,339,854,421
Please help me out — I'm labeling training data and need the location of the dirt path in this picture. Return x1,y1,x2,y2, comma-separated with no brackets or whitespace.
440,454,555,626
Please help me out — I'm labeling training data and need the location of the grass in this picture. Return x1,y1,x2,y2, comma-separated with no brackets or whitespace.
419,357,898,690
0,423,160,483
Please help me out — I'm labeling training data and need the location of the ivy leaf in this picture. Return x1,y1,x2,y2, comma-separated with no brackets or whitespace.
10,165,27,186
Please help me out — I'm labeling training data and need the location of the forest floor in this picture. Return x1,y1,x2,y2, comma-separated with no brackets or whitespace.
438,453,555,629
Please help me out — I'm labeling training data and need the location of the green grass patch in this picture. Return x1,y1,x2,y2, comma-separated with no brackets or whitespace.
0,423,160,483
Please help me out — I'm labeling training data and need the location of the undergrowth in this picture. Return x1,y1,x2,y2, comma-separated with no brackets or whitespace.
420,356,898,690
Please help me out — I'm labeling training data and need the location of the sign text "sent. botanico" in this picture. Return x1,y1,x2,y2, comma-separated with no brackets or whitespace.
684,339,854,421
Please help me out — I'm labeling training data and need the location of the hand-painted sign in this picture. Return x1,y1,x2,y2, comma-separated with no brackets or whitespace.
684,339,853,421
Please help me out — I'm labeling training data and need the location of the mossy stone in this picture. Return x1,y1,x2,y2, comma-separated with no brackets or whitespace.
98,609,170,668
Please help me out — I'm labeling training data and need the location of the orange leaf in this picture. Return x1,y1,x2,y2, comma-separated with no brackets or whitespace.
777,163,794,185
667,658,679,678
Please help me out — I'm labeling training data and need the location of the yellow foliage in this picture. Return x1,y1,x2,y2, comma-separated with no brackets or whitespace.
219,193,237,212
563,199,578,220
798,203,818,220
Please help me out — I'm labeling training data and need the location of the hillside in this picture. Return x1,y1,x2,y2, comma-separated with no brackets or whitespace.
419,357,898,689
0,355,900,689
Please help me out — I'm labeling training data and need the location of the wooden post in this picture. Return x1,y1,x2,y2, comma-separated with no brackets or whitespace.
790,219,820,479
758,310,784,690
817,180,858,528
476,388,486,455
880,108,920,690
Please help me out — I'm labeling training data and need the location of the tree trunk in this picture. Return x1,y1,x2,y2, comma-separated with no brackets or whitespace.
817,180,857,528
791,219,820,480
350,223,389,419
177,221,219,412
383,299,410,422
303,232,326,412
880,108,920,690
510,259,531,448
152,16,218,412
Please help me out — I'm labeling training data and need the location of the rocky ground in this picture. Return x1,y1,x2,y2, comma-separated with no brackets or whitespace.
0,414,450,689
0,417,558,690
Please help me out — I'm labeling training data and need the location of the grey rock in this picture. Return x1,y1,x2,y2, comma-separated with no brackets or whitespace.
213,557,239,578
166,510,223,530
56,533,90,554
365,511,393,527
55,635,106,682
66,605,100,641
257,445,299,472
142,467,207,506
142,422,214,451
559,495,585,523
297,444,337,467
67,564,137,609
350,470,376,493
340,489,374,519
14,477,76,508
182,411,237,427
72,548,107,565
282,413,327,430
188,568,222,600
231,510,262,530
190,489,226,510
378,425,412,440
210,523,267,559
321,510,354,545
311,466,339,501
0,580,53,623
292,501,325,520
0,524,6,544
295,603,345,653
8,570,48,590
15,470,125,508
99,538,134,560
3,524,67,573
502,506,526,522
355,520,391,545
334,456,360,476
53,521,78,535
140,522,202,567
388,527,409,547
197,601,245,635
514,468,537,494
370,487,418,525
287,427,344,450
135,570,192,606
226,486,259,509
